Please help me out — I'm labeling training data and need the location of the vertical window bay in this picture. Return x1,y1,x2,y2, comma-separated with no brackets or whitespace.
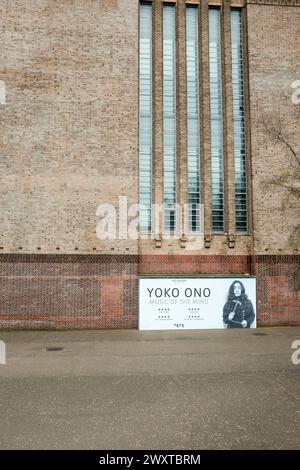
209,8,224,233
186,6,201,233
139,2,152,233
231,9,248,233
163,4,176,233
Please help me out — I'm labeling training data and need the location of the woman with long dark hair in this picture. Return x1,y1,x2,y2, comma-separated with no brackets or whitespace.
223,280,255,328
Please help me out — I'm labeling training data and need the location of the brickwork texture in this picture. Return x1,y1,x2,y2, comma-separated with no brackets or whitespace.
0,0,299,328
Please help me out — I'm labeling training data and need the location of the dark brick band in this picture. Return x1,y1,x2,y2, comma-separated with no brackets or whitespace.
0,254,299,329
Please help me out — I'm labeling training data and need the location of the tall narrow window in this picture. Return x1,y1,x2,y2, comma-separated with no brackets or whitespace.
186,6,200,233
209,8,224,232
163,4,176,233
231,10,247,233
139,2,152,233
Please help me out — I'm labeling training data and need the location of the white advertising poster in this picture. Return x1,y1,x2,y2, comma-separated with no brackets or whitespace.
139,277,256,330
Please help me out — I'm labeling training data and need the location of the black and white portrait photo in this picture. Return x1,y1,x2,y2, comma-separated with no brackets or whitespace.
223,280,256,328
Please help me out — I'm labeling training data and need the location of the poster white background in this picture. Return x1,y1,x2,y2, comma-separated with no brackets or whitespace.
139,277,256,330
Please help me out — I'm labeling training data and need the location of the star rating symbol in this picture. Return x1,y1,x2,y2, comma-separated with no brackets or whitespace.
157,308,171,319
187,308,201,319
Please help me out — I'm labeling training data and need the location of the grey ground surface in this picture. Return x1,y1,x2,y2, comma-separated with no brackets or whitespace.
0,327,300,450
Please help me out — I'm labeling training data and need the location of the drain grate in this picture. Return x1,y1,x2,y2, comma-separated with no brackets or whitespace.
46,346,64,352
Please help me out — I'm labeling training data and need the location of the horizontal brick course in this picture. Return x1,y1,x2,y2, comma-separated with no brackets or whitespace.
0,254,298,329
139,255,250,274
0,254,139,329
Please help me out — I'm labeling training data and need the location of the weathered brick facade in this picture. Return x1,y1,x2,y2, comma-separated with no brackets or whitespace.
0,0,139,255
0,0,299,328
0,254,138,329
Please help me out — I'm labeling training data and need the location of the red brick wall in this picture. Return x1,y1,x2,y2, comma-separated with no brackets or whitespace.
139,255,250,275
253,255,300,326
0,254,299,329
0,255,138,329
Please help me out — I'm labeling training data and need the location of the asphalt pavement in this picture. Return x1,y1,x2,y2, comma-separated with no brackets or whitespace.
0,327,299,449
